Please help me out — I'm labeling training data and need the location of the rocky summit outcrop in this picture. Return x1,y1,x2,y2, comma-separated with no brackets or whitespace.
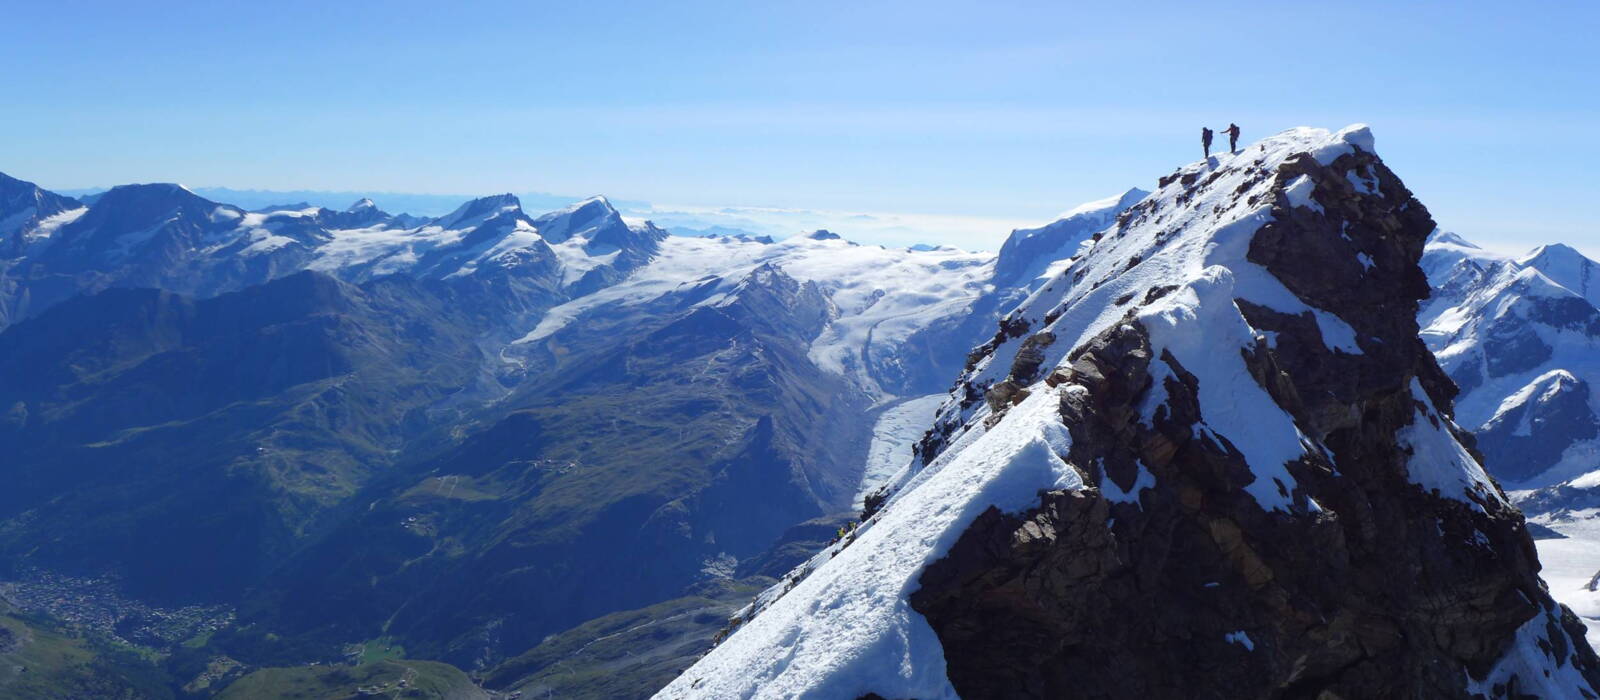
658,127,1599,700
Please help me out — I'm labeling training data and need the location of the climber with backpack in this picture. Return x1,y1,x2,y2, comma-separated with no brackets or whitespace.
1202,127,1215,159
1223,123,1241,153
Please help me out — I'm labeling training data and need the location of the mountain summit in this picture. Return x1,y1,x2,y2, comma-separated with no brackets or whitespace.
659,126,1599,698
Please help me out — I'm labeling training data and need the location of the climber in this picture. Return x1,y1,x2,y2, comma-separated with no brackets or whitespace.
1201,127,1215,159
1223,123,1241,153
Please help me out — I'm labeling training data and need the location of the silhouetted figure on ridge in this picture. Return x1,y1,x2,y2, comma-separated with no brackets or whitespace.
1224,123,1241,153
1202,127,1215,159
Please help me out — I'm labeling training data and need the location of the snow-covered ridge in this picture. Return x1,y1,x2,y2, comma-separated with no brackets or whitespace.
658,125,1544,698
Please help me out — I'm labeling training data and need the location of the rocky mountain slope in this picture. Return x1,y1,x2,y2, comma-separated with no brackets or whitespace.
0,271,495,603
660,126,1600,699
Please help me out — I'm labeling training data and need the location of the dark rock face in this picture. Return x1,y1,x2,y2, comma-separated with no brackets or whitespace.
909,147,1600,698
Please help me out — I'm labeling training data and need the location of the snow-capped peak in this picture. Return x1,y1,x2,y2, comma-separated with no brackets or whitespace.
531,195,622,244
0,171,84,242
433,193,523,231
106,182,205,200
1518,242,1588,267
548,195,616,218
346,197,377,212
1427,230,1479,249
1516,242,1600,310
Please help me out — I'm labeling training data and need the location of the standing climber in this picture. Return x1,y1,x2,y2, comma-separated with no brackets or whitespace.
1223,123,1241,153
1201,127,1215,159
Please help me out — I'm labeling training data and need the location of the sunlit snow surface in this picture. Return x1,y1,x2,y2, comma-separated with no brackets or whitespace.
9,206,86,244
658,125,1448,698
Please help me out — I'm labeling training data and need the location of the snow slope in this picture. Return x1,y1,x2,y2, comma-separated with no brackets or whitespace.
661,386,1080,699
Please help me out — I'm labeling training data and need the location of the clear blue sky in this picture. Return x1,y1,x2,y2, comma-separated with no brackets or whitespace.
4,1,1596,252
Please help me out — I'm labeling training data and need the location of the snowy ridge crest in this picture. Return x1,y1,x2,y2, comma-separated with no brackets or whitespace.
659,126,1595,698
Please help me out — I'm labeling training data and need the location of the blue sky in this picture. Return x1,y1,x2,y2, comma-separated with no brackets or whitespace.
4,1,1597,252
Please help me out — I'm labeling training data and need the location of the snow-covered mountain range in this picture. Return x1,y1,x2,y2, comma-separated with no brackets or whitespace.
1421,233,1600,490
0,171,1146,402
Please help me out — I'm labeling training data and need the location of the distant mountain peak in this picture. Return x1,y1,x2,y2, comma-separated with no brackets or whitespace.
346,197,377,212
255,202,313,213
546,195,618,219
99,181,212,205
1515,241,1600,311
531,195,626,244
1427,230,1479,248
0,171,83,251
1519,242,1591,267
434,193,524,230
